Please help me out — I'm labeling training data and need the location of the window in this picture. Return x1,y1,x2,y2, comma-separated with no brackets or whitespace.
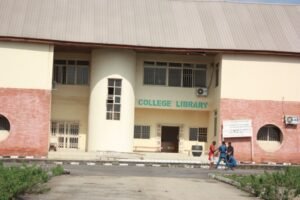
193,64,207,87
143,61,166,85
215,63,219,87
51,121,79,149
0,115,10,131
168,63,182,87
0,115,10,142
183,64,193,87
106,79,122,120
134,125,150,139
143,61,207,88
53,60,89,85
257,125,281,142
189,128,208,142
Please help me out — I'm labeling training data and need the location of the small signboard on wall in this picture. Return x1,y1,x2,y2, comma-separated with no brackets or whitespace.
223,119,252,138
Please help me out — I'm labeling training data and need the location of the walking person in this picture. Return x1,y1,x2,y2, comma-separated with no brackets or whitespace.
215,141,227,169
208,141,216,169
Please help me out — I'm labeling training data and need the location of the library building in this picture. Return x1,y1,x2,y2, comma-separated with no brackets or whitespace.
0,0,299,163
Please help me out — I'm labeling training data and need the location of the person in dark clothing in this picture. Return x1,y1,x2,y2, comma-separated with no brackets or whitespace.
227,142,234,161
215,141,227,169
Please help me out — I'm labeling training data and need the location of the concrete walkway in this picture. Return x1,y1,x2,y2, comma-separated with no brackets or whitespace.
23,175,255,200
21,165,259,200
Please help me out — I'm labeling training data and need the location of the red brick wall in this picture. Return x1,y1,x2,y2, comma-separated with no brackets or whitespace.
0,88,51,156
221,99,300,163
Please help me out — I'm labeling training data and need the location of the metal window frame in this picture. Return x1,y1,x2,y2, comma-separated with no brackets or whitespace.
53,59,90,85
106,78,122,121
134,125,150,139
257,125,281,142
143,61,207,88
189,127,208,142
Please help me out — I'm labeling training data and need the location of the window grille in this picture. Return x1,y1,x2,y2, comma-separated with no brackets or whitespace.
257,125,281,142
143,61,206,87
189,128,208,142
51,121,79,149
134,125,150,139
53,60,89,85
183,68,193,87
51,122,57,136
106,79,122,120
198,128,208,142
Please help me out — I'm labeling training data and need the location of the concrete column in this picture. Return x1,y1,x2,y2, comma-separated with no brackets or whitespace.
88,49,136,152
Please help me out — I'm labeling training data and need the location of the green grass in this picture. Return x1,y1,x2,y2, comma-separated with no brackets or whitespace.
226,167,300,200
0,162,64,200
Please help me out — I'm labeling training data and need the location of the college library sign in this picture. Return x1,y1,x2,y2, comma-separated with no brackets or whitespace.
137,99,208,109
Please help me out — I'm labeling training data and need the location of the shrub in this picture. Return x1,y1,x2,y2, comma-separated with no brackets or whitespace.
0,164,64,200
51,165,65,176
227,166,300,200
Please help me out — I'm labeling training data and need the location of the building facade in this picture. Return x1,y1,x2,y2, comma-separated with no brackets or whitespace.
0,0,299,163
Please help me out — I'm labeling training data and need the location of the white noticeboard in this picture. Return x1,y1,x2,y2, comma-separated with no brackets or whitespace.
223,119,252,138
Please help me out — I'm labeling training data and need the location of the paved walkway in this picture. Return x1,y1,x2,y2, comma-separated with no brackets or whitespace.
23,175,255,200
21,165,259,200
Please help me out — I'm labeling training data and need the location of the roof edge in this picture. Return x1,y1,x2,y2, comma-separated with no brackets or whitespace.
1,36,300,57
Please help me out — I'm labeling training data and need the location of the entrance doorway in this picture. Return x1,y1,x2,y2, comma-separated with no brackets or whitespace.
50,121,79,150
161,126,179,153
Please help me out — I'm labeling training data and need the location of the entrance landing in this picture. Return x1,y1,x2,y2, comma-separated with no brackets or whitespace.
48,151,209,164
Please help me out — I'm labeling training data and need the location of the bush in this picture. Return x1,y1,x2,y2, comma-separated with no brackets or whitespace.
227,167,300,200
0,164,64,200
51,165,65,176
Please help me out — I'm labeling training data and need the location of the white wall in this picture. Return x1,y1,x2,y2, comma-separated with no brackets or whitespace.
0,41,53,90
135,53,215,111
51,53,90,151
208,54,222,144
221,54,300,101
134,53,221,152
88,49,136,152
134,108,209,154
51,85,89,151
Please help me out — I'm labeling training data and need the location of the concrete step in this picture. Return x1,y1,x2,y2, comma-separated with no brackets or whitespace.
47,151,209,163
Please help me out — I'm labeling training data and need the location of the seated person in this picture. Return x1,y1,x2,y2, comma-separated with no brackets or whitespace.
226,155,237,170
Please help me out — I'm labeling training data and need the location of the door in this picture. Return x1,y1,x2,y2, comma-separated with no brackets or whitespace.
161,126,179,153
51,121,79,150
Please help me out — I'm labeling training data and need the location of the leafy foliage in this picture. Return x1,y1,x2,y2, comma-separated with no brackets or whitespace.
51,165,65,176
227,167,300,200
0,164,64,200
